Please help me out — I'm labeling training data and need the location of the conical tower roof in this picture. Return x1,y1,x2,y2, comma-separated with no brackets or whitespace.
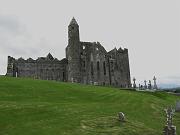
69,17,78,25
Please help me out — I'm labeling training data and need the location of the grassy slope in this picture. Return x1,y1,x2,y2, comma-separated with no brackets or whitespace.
0,76,179,135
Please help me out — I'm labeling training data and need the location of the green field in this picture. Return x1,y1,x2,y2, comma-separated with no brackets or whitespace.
0,76,179,135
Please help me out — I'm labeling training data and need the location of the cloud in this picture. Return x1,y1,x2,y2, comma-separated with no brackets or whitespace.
0,14,50,56
0,14,48,74
0,15,24,35
0,14,27,53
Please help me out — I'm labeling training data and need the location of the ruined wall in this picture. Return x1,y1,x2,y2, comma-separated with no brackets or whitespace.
78,41,131,87
6,54,68,82
107,48,131,87
7,56,16,77
80,42,110,85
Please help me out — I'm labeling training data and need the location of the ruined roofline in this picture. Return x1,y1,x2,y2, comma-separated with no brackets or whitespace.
7,54,66,63
81,41,107,53
80,41,128,54
108,47,128,54
8,56,16,61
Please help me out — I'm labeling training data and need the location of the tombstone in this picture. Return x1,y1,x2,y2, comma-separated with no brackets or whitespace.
139,84,143,90
153,76,158,90
175,101,180,112
117,112,125,122
163,106,176,135
133,77,136,89
71,77,74,83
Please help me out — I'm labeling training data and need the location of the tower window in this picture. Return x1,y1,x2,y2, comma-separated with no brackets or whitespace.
72,26,74,30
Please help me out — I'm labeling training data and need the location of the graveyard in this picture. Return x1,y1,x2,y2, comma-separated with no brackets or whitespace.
0,76,179,135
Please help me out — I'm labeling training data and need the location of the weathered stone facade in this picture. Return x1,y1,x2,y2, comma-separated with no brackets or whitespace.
6,18,131,88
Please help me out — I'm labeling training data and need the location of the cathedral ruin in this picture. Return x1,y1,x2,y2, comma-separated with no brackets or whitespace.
6,18,131,88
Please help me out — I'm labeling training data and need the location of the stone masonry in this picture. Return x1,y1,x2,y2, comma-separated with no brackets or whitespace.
6,18,131,88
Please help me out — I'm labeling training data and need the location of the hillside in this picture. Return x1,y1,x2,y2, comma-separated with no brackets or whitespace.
0,76,179,135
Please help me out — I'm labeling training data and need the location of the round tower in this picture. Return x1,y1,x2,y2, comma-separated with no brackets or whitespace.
66,17,82,83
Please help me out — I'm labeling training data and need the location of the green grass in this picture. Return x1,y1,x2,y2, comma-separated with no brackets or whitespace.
0,76,179,135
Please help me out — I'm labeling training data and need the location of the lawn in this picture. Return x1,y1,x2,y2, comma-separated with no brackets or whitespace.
0,76,179,135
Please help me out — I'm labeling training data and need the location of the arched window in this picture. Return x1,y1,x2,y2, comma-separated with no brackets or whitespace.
91,62,94,76
97,61,100,71
63,72,65,81
103,61,106,75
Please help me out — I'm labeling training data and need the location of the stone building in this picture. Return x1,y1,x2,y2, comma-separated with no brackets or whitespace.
6,18,131,88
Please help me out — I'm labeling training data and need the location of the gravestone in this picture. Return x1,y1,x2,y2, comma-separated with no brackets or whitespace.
133,77,136,88
175,101,180,112
117,112,125,122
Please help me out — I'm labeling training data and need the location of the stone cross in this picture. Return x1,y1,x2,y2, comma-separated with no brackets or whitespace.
153,76,158,90
165,106,174,127
144,80,147,89
148,80,152,89
163,106,176,135
133,77,136,88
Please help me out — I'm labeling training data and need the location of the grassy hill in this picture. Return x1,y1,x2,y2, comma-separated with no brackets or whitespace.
0,76,179,135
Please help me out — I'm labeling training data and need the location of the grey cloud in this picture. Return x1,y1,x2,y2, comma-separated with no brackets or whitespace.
0,14,48,74
0,14,43,56
0,15,25,36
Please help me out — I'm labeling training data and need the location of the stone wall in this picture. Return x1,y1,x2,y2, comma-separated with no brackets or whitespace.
6,54,68,82
107,48,131,87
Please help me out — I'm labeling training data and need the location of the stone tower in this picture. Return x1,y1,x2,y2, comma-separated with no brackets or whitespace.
66,17,82,83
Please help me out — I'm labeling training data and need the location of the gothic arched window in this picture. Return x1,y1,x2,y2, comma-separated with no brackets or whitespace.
103,61,106,75
97,61,100,71
91,62,94,76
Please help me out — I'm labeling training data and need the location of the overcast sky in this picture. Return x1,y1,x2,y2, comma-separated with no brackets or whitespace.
0,0,180,86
